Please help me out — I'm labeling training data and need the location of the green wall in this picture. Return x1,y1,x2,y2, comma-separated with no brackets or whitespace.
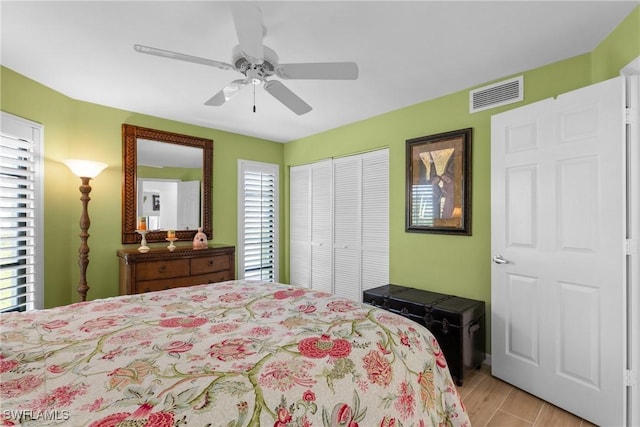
282,6,640,349
0,67,284,307
591,4,640,81
281,54,593,302
0,5,637,333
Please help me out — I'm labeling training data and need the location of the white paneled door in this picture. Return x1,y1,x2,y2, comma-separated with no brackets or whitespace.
177,180,200,230
491,77,627,426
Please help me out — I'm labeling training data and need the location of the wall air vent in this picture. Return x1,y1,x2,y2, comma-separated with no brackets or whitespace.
469,76,523,113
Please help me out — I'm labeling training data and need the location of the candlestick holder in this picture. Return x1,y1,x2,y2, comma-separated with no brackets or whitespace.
136,230,150,253
166,238,177,251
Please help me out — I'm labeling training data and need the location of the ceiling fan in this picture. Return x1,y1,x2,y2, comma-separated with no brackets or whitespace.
134,3,358,115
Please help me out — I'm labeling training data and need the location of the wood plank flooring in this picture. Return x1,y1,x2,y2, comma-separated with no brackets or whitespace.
457,365,598,426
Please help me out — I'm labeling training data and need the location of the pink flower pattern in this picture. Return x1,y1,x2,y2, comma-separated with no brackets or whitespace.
31,383,88,410
0,359,18,373
209,338,256,361
259,360,316,391
80,316,124,333
40,319,68,331
0,375,44,399
159,316,207,328
0,280,469,426
394,381,416,419
298,334,352,359
327,300,357,312
209,322,240,334
362,350,392,387
273,288,306,300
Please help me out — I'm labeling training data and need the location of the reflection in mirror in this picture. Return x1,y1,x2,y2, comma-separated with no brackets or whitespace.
122,124,213,244
137,140,202,230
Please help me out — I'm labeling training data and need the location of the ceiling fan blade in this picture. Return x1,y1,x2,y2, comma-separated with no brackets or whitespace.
276,62,359,80
134,44,233,71
230,3,264,64
263,80,312,115
204,79,249,106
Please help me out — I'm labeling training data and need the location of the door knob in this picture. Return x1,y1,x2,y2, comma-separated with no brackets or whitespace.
492,254,510,264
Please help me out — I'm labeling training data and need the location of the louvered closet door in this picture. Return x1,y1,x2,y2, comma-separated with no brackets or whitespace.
290,150,389,300
289,165,311,287
333,148,389,301
333,156,362,301
310,160,333,293
361,149,389,292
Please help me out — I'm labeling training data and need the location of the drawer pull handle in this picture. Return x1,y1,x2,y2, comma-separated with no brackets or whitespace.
208,260,214,266
158,265,167,273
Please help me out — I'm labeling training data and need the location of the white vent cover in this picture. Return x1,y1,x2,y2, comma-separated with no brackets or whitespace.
469,76,523,113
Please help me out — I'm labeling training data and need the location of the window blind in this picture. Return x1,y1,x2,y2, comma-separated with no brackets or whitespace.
0,114,43,312
238,161,279,282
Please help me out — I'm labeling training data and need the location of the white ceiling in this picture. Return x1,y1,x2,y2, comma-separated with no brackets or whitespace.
1,1,637,143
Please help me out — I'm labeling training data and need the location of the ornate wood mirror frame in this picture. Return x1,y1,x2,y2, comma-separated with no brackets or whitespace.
122,124,213,244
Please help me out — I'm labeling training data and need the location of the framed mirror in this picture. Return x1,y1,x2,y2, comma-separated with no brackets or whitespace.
122,124,213,244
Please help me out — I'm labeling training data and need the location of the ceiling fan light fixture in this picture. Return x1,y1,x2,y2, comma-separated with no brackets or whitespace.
246,68,263,85
135,4,357,116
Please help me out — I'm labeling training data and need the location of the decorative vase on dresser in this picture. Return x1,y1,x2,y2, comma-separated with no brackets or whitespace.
117,244,235,295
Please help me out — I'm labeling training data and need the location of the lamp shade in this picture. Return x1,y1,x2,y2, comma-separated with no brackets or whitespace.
63,159,108,178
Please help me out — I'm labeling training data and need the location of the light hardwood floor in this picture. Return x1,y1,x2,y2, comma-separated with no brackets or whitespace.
458,365,598,427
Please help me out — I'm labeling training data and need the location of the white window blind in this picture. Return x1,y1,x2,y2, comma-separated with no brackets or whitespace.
0,113,43,312
238,160,279,281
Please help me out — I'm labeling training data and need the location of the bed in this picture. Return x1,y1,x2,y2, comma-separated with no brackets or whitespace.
0,280,470,426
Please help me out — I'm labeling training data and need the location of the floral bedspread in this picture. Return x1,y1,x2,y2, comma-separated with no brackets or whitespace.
0,280,470,426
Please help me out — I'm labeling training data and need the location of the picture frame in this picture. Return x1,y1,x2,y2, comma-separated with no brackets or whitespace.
406,128,472,235
152,194,160,211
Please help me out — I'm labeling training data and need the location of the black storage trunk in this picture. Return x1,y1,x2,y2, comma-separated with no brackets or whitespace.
363,284,450,325
363,284,485,386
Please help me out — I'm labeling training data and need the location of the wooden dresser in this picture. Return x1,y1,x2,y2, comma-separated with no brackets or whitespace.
117,244,235,295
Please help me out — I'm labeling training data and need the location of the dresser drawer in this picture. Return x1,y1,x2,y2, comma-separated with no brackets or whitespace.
191,255,230,275
136,271,234,293
117,245,236,295
136,259,190,280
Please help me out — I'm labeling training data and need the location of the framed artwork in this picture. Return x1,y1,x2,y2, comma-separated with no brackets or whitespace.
142,191,161,216
406,128,472,235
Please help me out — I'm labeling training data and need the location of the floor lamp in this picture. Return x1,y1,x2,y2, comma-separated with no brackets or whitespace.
63,159,108,301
